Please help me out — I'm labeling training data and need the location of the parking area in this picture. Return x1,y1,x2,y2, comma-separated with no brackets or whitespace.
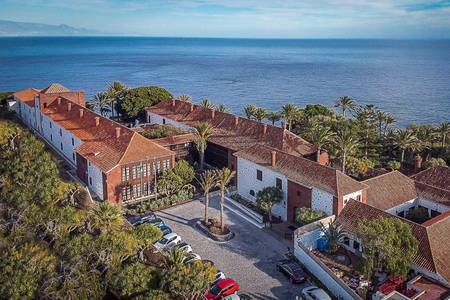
158,195,311,300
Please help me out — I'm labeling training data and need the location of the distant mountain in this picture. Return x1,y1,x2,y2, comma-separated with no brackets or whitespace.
0,19,102,36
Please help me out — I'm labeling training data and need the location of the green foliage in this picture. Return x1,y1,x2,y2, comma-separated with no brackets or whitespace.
295,207,326,225
405,207,430,224
303,104,334,118
0,91,13,105
423,157,447,168
359,217,419,279
319,221,346,254
141,124,187,139
243,104,257,119
346,157,375,179
194,122,215,171
157,160,196,197
386,160,401,170
127,190,193,214
110,262,158,298
172,160,195,185
88,202,124,234
256,186,283,222
119,86,172,120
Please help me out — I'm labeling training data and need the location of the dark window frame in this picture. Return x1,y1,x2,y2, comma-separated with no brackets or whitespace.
256,169,262,181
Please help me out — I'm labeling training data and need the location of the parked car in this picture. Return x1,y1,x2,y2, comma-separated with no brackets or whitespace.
126,212,165,227
172,242,193,254
212,270,226,286
222,294,240,300
205,278,240,300
301,286,332,300
276,260,307,283
158,225,172,235
153,233,181,251
183,253,201,264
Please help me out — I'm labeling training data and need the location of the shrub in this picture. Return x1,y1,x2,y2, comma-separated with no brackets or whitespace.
119,86,172,120
141,124,187,139
386,160,401,170
423,157,447,169
405,207,430,224
295,207,326,225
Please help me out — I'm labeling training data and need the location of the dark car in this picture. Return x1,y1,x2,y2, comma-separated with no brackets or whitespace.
126,212,164,227
276,260,307,283
159,225,172,235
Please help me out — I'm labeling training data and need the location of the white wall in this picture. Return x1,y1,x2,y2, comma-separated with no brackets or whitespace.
343,190,363,207
386,197,449,217
146,111,193,131
311,188,334,216
417,197,449,213
237,157,288,221
87,161,104,200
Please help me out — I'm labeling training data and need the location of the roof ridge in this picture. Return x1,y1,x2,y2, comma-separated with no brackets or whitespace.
362,170,410,183
117,132,138,167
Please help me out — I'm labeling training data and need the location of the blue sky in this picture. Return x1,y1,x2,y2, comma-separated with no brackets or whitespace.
1,0,450,38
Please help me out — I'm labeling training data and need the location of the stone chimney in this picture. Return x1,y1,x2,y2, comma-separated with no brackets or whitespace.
79,109,84,118
234,116,239,126
57,97,61,105
281,121,286,130
95,117,100,126
415,154,422,172
262,124,268,134
271,151,277,167
190,104,194,112
172,99,176,107
211,109,216,120
67,102,72,111
115,127,121,138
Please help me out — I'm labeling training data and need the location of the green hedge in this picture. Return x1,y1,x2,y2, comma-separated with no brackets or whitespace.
127,190,192,214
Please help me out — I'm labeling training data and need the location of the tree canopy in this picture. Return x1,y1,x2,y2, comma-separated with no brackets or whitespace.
119,86,172,120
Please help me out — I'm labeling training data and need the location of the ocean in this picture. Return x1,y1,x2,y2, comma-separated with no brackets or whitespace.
0,37,449,127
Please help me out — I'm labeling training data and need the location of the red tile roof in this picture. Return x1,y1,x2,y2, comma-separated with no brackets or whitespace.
412,166,450,191
152,133,195,147
363,171,418,210
40,83,70,94
337,201,450,283
234,144,366,197
146,99,317,157
41,96,174,173
13,88,40,107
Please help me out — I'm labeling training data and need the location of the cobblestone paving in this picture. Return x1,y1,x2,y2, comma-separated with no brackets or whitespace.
158,196,311,300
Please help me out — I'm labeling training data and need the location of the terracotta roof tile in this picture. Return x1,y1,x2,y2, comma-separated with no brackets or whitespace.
412,166,450,191
40,83,70,94
13,88,40,107
234,144,366,197
363,171,418,210
147,100,316,157
152,133,195,147
414,182,450,207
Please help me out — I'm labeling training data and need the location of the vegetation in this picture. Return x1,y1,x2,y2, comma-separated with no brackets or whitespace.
256,186,283,224
193,122,215,171
197,170,218,224
405,207,430,224
216,103,229,113
178,94,192,102
119,86,172,120
319,220,346,254
359,217,419,279
422,157,447,168
295,207,326,225
216,167,236,232
201,99,214,109
141,124,188,139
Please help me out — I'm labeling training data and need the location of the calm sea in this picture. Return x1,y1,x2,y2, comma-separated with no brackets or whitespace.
1,37,449,126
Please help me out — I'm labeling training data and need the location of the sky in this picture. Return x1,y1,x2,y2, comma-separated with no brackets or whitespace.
1,0,450,38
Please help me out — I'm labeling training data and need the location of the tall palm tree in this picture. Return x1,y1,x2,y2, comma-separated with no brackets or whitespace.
307,124,335,162
88,202,123,234
280,103,300,131
201,99,214,109
106,81,127,117
254,107,267,122
197,170,217,224
193,122,215,171
178,94,191,102
243,104,257,119
266,111,281,125
91,92,111,117
437,121,450,149
216,167,235,232
334,96,356,118
393,129,419,162
216,103,229,113
333,128,360,173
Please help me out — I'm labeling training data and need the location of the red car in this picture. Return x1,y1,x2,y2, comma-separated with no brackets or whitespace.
205,278,240,300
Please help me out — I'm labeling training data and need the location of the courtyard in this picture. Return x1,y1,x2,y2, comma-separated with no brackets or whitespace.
158,195,311,300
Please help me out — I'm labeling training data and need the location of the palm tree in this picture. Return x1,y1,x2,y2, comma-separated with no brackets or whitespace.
216,167,235,232
393,129,419,162
106,81,127,117
375,111,394,137
280,103,300,131
266,111,281,125
307,124,335,162
333,128,360,173
193,122,215,171
91,92,111,117
163,248,186,270
216,103,229,113
88,202,123,234
197,170,217,225
334,96,356,118
254,107,266,122
437,121,450,149
201,99,214,109
243,104,257,119
319,220,346,254
178,94,192,102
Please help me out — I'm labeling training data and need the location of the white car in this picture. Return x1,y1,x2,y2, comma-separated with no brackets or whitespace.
153,233,181,252
212,270,226,286
183,252,201,264
172,242,193,254
222,294,240,300
301,286,332,300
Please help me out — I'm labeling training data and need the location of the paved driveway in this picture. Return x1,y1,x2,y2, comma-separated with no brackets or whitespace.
158,195,310,300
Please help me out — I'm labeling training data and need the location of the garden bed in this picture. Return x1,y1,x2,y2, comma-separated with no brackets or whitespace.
126,191,193,215
196,219,235,242
228,193,266,216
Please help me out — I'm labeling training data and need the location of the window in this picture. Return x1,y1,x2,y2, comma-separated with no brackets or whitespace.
122,186,131,201
249,190,255,197
132,165,137,180
50,134,53,141
143,163,148,177
88,161,91,167
60,143,63,150
162,118,166,124
49,121,52,128
276,178,282,190
133,185,137,198
163,159,170,171
156,161,161,174
143,182,149,195
121,167,130,182
343,236,350,246
71,138,74,146
256,169,262,181
59,128,62,136
136,185,142,198
72,152,75,161
356,194,362,202
89,177,92,185
353,240,360,251
297,191,301,197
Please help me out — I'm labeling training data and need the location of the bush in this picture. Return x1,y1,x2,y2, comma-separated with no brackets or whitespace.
127,190,193,214
119,86,172,120
141,124,187,139
295,207,326,225
423,157,447,169
386,160,401,170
